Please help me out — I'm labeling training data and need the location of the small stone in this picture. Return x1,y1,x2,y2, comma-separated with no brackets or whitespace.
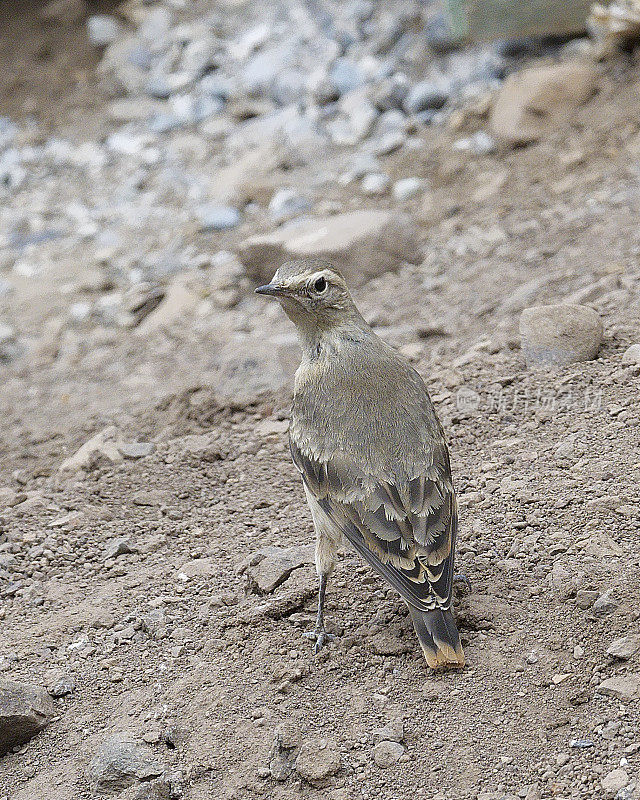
598,674,640,702
453,131,497,156
329,59,364,95
607,635,640,660
392,177,424,201
268,188,311,223
0,680,54,755
58,426,123,473
403,82,449,114
239,545,315,593
86,733,163,794
361,173,390,196
601,768,629,796
547,561,578,600
118,442,156,459
46,673,75,698
372,740,405,767
295,737,340,785
621,344,640,365
87,15,121,47
104,537,137,560
519,304,603,367
197,204,241,232
593,590,618,617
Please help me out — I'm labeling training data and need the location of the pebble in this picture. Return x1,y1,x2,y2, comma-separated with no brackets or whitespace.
392,177,424,201
519,304,603,367
601,768,629,796
268,188,311,223
119,442,156,459
598,674,640,702
46,673,76,698
607,635,640,660
372,740,405,767
86,15,121,48
295,737,340,784
592,589,618,617
86,732,163,794
403,82,449,114
621,343,640,365
196,204,241,232
361,172,390,196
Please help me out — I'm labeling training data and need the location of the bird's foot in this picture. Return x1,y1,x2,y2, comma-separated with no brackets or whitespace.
302,627,337,654
453,573,472,594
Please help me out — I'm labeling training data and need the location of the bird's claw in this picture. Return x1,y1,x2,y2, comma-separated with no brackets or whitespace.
303,628,337,653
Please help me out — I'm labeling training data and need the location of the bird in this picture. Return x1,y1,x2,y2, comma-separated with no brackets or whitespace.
255,259,464,669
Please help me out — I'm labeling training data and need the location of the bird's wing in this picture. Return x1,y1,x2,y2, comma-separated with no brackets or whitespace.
290,437,456,613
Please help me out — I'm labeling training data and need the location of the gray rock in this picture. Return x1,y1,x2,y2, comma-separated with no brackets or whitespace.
576,589,599,609
404,82,449,114
592,589,618,617
453,131,497,155
87,732,163,795
598,674,640,702
119,442,156,459
104,537,138,560
607,635,640,660
0,680,54,755
87,15,122,48
519,304,603,367
372,740,405,767
47,673,76,698
547,562,578,600
59,426,124,473
621,344,640,365
239,544,315,593
295,737,340,785
239,209,422,286
392,177,424,201
372,721,404,744
268,189,311,223
196,204,241,232
329,59,365,95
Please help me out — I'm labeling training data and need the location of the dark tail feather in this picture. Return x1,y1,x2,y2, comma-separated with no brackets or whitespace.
409,606,464,669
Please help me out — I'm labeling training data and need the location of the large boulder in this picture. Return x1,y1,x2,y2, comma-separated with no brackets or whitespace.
238,210,422,286
0,680,54,756
491,62,598,146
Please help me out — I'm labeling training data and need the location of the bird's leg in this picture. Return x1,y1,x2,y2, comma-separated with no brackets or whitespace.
303,573,336,653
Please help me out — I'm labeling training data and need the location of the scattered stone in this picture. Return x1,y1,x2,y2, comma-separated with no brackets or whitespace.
86,732,163,795
491,61,598,145
601,768,629,796
268,188,311,223
547,562,578,600
592,590,618,617
607,635,640,660
46,673,76,698
598,674,640,702
104,537,138,560
239,210,422,286
118,442,156,459
295,737,340,785
392,177,424,201
239,544,315,593
361,173,390,196
576,589,599,609
621,344,640,365
519,304,603,367
58,426,124,473
404,82,449,114
197,204,241,232
372,740,405,767
87,15,121,48
0,680,54,755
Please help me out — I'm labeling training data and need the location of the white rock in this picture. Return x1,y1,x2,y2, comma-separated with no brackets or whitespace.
372,740,405,767
87,15,122,47
606,635,640,660
392,177,424,201
519,304,603,367
58,426,124,473
361,173,390,196
621,343,640,365
601,767,629,796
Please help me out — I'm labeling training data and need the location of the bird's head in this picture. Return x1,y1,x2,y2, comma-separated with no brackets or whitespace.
255,260,362,332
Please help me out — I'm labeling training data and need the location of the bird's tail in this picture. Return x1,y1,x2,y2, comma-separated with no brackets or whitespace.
409,606,465,669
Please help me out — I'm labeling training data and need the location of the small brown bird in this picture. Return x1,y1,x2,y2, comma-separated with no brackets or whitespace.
256,260,464,669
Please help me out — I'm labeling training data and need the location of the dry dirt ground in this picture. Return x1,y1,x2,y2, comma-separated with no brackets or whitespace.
1,6,640,800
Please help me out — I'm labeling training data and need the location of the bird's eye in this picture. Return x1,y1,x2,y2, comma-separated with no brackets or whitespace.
313,276,327,293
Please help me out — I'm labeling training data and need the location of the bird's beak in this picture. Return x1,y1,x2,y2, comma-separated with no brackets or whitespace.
255,283,285,297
